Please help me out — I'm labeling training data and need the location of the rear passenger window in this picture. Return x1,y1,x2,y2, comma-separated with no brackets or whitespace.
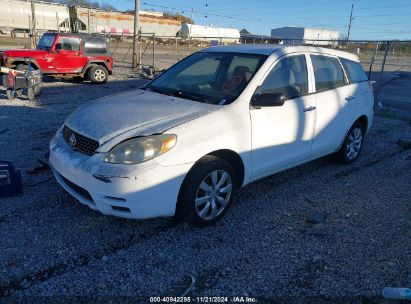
57,37,81,51
84,37,108,54
340,58,368,83
311,55,345,92
259,55,308,100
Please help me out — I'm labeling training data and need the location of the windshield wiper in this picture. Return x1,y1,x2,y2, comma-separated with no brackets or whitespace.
145,85,173,96
146,86,207,103
170,90,207,103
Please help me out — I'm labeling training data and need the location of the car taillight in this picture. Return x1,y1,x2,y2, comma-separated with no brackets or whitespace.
368,80,373,91
368,80,376,97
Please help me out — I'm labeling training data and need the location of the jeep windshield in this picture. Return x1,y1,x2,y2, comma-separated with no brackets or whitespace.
145,52,267,105
37,33,57,51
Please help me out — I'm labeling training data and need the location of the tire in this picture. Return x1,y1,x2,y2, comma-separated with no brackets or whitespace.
178,155,237,227
34,86,41,96
336,121,364,164
27,88,35,101
16,89,24,97
88,65,108,84
6,89,15,100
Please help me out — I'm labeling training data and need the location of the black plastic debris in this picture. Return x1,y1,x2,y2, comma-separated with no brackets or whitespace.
0,161,23,198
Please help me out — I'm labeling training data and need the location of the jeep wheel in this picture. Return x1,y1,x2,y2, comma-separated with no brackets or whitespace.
88,66,108,84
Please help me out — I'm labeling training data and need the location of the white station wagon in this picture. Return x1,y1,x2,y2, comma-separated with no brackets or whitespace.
50,45,374,226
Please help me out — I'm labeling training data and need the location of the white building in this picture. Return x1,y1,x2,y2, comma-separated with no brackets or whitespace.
271,27,339,46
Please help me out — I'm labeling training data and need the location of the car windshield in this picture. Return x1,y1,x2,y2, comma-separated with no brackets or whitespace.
37,33,57,51
145,52,267,105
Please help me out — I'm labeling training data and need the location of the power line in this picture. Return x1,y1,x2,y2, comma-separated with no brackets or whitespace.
142,1,411,23
138,0,411,39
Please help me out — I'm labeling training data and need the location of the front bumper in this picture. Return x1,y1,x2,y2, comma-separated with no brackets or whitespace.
49,130,193,219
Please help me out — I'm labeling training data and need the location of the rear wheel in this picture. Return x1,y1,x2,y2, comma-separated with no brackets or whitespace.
88,65,108,84
27,88,35,101
336,122,364,164
6,89,15,100
34,86,41,96
178,155,236,227
15,89,24,98
15,64,28,97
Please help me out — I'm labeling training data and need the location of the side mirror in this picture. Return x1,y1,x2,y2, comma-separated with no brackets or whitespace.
55,43,62,52
251,92,287,108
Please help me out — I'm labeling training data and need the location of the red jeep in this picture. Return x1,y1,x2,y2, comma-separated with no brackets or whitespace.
0,32,113,83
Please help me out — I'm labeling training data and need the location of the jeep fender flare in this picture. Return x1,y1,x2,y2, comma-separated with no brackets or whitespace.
82,60,111,75
8,58,41,72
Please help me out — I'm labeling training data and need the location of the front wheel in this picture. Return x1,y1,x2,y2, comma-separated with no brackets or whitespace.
336,122,364,164
178,156,236,227
88,65,108,84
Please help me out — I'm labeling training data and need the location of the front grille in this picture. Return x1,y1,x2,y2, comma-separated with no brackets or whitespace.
60,174,94,203
63,125,99,155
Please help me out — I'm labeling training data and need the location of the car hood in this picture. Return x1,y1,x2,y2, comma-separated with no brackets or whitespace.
65,89,219,148
4,49,48,58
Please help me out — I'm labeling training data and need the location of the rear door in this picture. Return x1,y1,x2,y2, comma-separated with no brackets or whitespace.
340,58,374,109
309,54,356,157
53,36,88,73
250,54,317,179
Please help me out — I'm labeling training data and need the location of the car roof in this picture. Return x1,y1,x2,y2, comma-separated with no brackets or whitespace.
200,44,359,61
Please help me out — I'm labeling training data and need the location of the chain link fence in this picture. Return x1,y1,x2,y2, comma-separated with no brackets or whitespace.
109,34,411,87
2,33,410,88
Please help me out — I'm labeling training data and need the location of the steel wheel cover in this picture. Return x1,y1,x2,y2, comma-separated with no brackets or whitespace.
94,69,106,81
195,170,232,220
346,127,363,160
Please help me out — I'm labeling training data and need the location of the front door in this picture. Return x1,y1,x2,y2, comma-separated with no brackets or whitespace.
250,54,317,179
53,36,87,73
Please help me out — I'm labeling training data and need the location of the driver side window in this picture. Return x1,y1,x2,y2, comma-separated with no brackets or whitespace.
259,55,308,100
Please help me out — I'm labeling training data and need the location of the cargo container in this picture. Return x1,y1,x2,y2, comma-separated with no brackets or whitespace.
70,7,181,37
0,0,181,38
0,0,70,35
179,24,240,43
271,27,339,46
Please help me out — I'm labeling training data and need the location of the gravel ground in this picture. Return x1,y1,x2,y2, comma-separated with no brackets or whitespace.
0,66,410,303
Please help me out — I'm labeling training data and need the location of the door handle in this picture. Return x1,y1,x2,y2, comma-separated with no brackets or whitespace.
303,106,316,112
345,96,355,101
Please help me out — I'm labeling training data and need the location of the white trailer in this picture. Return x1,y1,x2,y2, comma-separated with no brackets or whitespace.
0,0,70,35
270,27,339,46
180,24,240,43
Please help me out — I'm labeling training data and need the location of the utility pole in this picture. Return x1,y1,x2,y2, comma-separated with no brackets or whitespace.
30,0,37,48
190,8,194,22
132,0,140,68
56,12,59,33
346,4,354,47
87,8,90,33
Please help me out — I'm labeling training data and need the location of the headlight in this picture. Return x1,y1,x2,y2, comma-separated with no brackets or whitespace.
103,134,177,164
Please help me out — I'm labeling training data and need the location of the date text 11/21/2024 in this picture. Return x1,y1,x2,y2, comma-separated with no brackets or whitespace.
149,296,258,303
